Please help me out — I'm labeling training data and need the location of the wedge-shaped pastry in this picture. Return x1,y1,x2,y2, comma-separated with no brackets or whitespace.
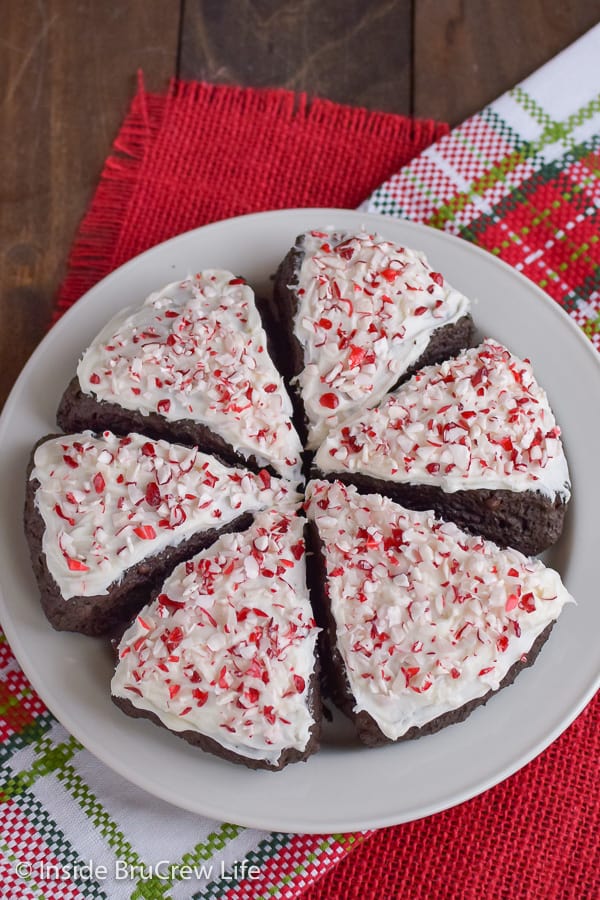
111,509,320,770
305,480,573,746
273,230,474,448
57,272,303,483
25,431,297,635
314,341,570,555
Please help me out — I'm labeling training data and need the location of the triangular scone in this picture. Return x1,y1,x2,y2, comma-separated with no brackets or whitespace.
26,431,297,635
111,509,320,770
314,341,570,555
305,480,572,746
273,230,474,448
57,272,303,483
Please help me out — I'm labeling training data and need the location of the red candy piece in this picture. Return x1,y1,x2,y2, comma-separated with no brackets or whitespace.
348,345,365,368
54,504,75,527
145,482,161,508
293,674,305,693
133,524,156,540
519,592,536,613
401,666,420,688
66,556,89,572
290,540,304,561
258,469,271,489
505,593,519,612
93,472,105,494
158,594,186,612
319,392,339,409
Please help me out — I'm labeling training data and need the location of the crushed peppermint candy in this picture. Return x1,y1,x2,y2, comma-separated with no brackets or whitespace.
76,271,303,482
31,431,298,600
315,340,571,501
290,230,471,448
111,509,319,765
305,480,573,740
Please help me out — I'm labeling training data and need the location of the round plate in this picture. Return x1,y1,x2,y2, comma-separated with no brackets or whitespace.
0,209,598,833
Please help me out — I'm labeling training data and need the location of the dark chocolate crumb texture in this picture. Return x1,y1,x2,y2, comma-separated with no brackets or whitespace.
272,229,475,449
25,431,298,634
111,509,321,770
305,480,573,745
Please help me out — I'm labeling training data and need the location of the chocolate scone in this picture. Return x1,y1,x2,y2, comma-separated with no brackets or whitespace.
25,431,297,635
57,271,303,484
313,341,570,555
111,509,321,770
305,480,573,746
272,230,475,448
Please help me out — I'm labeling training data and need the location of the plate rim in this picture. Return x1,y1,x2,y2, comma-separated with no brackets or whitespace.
0,207,598,833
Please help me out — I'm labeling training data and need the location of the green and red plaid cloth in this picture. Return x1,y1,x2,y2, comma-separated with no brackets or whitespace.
1,23,599,900
364,27,600,344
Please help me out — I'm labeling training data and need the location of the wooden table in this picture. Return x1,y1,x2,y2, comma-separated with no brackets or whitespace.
2,1,599,412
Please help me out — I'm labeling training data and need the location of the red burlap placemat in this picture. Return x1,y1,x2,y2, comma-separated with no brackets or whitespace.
55,78,446,320
47,79,598,900
305,703,599,900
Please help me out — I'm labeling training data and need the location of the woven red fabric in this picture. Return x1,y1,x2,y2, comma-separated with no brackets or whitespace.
306,699,599,900
54,79,447,320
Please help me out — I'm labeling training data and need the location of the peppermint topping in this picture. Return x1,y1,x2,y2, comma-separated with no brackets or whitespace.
291,231,471,447
77,271,303,482
111,510,319,765
315,341,570,501
31,432,297,599
305,480,572,739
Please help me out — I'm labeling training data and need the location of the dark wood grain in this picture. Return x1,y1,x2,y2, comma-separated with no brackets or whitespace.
179,0,413,113
414,0,600,125
1,0,598,420
0,0,179,410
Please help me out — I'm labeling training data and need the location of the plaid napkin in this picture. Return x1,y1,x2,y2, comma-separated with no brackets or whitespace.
2,24,599,900
363,24,600,346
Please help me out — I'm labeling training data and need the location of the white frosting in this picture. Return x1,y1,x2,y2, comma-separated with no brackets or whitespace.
291,230,471,448
306,480,573,740
111,510,319,766
77,271,303,482
31,432,298,599
315,340,571,501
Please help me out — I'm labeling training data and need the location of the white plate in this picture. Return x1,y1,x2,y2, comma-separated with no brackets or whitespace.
0,209,598,834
